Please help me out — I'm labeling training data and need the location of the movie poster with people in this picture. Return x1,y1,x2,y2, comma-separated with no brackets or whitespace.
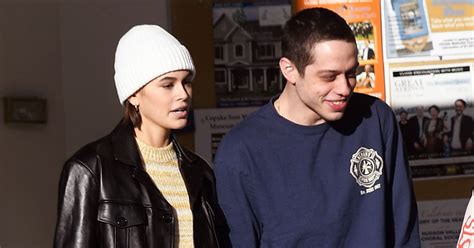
388,59,474,178
294,0,386,101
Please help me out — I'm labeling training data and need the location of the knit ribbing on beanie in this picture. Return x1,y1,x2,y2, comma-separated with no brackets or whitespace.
135,138,194,248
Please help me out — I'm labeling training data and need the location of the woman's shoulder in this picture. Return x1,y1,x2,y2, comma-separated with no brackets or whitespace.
179,146,214,176
64,134,113,175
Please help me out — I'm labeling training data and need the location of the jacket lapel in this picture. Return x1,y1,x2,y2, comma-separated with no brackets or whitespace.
109,122,205,209
172,135,204,209
110,121,142,167
109,122,168,205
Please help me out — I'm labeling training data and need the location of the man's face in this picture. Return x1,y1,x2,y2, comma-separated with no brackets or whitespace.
455,100,465,115
288,40,358,125
416,106,424,117
364,64,372,73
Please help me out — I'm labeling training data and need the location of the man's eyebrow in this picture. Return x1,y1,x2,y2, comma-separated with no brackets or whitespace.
316,70,340,74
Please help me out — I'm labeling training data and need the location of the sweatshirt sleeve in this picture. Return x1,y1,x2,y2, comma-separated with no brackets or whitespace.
385,109,421,247
54,159,99,248
214,138,261,248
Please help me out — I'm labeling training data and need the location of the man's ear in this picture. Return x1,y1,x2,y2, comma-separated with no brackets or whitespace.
279,57,298,85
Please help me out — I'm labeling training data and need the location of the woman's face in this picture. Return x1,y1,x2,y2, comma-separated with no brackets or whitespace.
129,70,192,133
429,107,439,119
400,112,407,122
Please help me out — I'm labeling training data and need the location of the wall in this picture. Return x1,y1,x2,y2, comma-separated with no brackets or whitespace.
0,3,64,247
0,0,170,247
61,0,171,156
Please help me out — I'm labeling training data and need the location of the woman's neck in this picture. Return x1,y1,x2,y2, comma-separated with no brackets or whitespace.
134,125,171,148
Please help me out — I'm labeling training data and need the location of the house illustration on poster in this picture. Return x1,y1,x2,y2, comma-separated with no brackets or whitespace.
213,11,286,106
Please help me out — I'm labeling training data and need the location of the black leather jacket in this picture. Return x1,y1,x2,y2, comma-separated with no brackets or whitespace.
54,122,229,248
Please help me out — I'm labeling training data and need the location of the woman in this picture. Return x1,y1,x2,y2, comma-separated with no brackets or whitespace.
422,105,447,156
54,25,227,248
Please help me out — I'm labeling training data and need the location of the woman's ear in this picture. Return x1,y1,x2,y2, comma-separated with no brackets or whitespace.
279,57,298,85
127,94,140,107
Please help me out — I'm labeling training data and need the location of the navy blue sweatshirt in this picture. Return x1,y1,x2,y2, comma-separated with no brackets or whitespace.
214,93,420,247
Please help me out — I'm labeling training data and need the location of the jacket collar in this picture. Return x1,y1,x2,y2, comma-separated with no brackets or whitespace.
110,121,142,167
109,121,203,208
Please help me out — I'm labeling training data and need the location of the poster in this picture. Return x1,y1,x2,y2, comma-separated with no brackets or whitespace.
193,107,258,163
294,0,386,100
387,59,474,178
213,1,291,107
418,198,470,247
388,60,473,110
383,0,474,58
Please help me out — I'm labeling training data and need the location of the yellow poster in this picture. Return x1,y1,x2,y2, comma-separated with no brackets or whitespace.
294,0,386,101
426,0,474,33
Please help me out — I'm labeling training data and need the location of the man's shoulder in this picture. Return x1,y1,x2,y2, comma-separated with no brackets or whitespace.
463,115,473,121
225,104,270,137
349,93,390,113
215,104,271,161
330,94,392,133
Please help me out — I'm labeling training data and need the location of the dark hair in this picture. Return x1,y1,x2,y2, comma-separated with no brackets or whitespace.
281,7,356,76
121,100,142,129
399,109,408,115
428,105,440,113
455,99,466,107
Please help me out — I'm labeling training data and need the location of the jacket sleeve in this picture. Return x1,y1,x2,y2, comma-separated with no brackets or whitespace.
386,111,421,247
214,139,261,248
54,159,99,248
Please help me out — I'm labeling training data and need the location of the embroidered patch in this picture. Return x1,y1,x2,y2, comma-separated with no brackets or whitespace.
350,147,383,195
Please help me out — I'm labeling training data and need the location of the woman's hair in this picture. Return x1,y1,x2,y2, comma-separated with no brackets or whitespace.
428,105,440,113
122,100,142,128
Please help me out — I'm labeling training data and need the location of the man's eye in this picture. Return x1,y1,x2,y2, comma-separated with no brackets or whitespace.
162,84,173,88
347,72,357,78
322,76,336,81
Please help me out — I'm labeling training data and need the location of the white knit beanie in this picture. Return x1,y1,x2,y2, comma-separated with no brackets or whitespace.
114,24,195,105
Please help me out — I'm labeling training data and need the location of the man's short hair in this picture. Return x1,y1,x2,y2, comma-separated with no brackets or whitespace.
282,7,356,76
455,99,466,108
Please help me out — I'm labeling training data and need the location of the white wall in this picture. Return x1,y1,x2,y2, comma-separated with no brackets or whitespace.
0,0,169,247
61,1,170,156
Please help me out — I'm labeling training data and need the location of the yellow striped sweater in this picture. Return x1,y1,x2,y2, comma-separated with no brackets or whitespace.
136,138,194,248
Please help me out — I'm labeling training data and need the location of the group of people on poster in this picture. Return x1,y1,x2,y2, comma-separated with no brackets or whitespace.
399,99,473,160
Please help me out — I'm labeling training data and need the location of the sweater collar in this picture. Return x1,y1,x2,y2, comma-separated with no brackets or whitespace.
110,121,195,167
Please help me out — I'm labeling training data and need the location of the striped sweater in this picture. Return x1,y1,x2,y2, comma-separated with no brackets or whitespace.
136,138,194,248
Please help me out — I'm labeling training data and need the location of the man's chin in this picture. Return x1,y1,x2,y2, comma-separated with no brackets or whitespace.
323,112,346,122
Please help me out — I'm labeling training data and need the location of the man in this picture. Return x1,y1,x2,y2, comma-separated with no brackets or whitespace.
214,8,420,247
361,38,375,60
407,105,429,157
450,99,472,152
356,64,375,88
